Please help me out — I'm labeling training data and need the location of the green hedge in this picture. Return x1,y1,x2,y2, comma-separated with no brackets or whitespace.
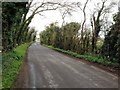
47,45,119,67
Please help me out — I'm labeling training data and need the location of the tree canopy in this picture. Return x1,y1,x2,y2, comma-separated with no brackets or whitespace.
2,2,36,52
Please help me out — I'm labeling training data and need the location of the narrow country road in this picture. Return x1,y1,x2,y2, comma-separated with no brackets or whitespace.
25,42,118,88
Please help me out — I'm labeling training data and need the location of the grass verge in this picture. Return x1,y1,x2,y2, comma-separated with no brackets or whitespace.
47,45,119,67
2,43,30,88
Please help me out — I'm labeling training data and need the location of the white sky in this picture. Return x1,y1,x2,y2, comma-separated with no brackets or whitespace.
27,0,119,38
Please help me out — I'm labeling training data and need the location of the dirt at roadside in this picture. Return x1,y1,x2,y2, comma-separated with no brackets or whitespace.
58,52,119,77
78,58,119,76
14,49,29,88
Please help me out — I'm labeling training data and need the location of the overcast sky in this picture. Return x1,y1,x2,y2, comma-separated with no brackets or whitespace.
27,0,119,37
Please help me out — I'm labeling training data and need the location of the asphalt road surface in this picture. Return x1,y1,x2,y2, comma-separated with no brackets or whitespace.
27,42,118,88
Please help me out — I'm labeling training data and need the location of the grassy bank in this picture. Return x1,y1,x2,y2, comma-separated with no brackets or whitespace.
47,45,119,67
2,43,30,88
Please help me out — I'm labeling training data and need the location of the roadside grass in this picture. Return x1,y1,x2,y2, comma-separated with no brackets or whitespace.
47,45,119,67
2,43,30,88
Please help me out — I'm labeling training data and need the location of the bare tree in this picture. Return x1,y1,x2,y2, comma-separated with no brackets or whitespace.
77,0,89,54
59,2,76,26
17,0,78,44
90,0,116,53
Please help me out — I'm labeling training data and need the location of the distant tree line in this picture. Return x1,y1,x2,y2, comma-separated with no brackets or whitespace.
40,22,93,53
2,2,36,52
40,10,120,63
